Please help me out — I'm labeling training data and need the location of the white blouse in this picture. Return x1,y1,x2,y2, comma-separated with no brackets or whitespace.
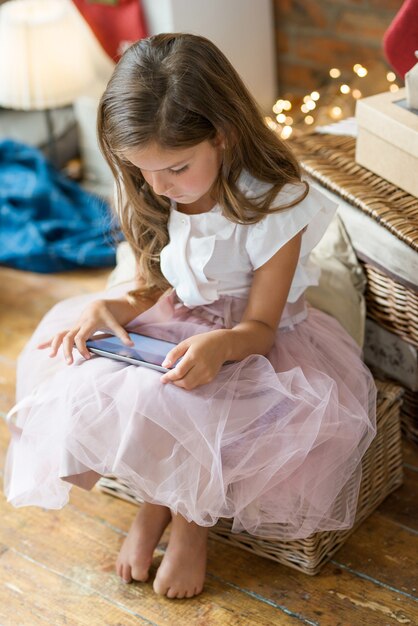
160,171,337,308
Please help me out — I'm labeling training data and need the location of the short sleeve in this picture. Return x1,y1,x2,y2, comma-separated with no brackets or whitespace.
245,183,338,270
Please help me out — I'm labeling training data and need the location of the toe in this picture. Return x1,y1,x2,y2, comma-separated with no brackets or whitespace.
166,586,178,599
153,576,167,596
121,564,132,583
131,563,150,582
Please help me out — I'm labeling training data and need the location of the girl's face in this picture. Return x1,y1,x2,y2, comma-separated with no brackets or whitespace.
123,137,224,212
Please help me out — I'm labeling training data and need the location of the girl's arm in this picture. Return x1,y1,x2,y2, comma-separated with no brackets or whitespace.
161,230,303,389
222,229,303,361
39,267,165,363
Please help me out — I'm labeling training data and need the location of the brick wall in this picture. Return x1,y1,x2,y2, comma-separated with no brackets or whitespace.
273,0,402,96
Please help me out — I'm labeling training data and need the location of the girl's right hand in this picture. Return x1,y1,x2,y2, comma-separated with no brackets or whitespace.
37,299,134,365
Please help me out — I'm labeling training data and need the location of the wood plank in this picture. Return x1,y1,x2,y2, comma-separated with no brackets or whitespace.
0,417,11,472
68,487,418,626
332,513,418,595
0,356,16,414
0,546,154,626
377,467,418,533
205,537,418,626
0,497,302,626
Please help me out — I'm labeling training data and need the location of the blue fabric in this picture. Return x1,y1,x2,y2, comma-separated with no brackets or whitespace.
0,139,121,273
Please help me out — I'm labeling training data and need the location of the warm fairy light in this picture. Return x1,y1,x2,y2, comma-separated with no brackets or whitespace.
329,68,341,78
265,116,278,131
390,84,399,92
285,116,293,125
386,71,396,82
340,84,350,94
282,100,292,111
310,91,320,100
281,125,293,139
352,89,362,99
330,106,343,119
306,100,316,110
356,66,368,77
272,99,284,114
276,113,286,123
353,63,362,73
301,103,310,113
304,115,314,125
303,95,312,103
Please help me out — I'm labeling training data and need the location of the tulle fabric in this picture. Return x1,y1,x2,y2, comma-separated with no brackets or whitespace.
4,286,376,540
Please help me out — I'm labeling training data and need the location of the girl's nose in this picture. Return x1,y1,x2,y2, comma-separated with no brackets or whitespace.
151,172,172,196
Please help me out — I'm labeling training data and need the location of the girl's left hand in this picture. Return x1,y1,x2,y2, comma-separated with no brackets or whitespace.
160,330,229,390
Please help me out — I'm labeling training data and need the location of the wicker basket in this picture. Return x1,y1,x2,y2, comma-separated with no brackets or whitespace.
361,262,418,348
98,379,403,576
290,132,418,443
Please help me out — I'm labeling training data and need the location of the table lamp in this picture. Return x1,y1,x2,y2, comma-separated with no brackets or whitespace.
0,0,113,166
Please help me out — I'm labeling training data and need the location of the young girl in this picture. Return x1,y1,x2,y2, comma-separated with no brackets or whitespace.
5,33,376,600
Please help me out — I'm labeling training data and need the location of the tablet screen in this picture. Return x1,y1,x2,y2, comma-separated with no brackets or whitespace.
86,333,177,367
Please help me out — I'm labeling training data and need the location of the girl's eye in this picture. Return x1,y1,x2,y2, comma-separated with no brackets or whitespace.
170,165,189,176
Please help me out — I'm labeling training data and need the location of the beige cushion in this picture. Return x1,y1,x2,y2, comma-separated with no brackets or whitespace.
306,214,366,347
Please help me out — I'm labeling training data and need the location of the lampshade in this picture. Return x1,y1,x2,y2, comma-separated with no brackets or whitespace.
0,0,108,110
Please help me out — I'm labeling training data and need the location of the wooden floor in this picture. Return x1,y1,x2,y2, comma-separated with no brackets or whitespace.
0,266,417,626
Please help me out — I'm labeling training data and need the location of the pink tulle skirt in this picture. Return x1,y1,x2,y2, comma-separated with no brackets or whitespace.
4,286,376,540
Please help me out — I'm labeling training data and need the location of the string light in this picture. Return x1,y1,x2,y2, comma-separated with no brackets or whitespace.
281,125,293,140
354,65,368,77
271,61,395,132
265,116,278,131
272,100,284,114
280,126,293,139
330,106,343,119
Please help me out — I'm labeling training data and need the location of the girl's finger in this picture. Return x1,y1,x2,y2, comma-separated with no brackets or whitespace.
161,360,194,384
37,339,53,350
48,331,69,357
62,330,78,364
102,314,134,346
73,331,92,361
161,342,189,368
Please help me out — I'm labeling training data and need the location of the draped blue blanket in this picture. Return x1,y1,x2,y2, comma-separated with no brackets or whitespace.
0,140,121,272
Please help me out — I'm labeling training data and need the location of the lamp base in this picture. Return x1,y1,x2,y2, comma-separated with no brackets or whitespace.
44,108,59,167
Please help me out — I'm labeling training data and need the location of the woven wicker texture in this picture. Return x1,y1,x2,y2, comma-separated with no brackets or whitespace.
97,379,403,576
290,133,418,253
402,389,418,444
361,262,418,348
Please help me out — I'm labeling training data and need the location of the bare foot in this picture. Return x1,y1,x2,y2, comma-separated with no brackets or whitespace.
153,513,208,599
116,502,171,583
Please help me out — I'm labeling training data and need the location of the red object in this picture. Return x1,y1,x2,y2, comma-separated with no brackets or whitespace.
383,0,418,78
72,0,148,61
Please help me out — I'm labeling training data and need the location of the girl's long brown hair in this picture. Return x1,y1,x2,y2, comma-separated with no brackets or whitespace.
97,33,308,298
